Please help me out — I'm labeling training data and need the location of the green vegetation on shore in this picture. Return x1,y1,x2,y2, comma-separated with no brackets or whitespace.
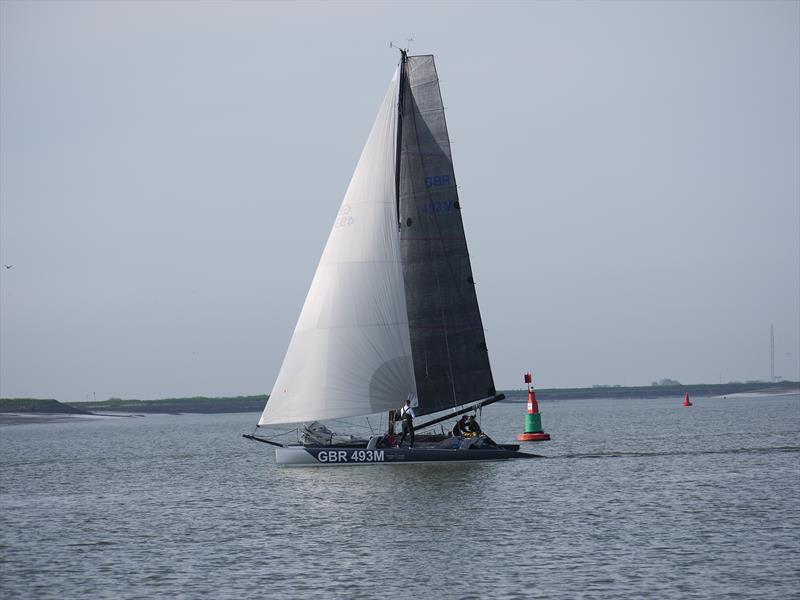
1,396,266,416
0,398,93,414
2,382,796,416
65,395,268,414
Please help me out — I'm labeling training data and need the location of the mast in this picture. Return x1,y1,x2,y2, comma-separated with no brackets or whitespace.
395,50,407,228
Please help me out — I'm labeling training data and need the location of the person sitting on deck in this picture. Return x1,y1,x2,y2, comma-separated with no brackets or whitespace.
452,415,469,437
463,415,482,437
382,430,397,448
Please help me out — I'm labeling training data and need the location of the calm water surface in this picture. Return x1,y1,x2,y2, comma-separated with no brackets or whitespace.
1,395,798,599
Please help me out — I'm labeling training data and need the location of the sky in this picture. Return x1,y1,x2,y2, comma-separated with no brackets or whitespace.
1,0,798,402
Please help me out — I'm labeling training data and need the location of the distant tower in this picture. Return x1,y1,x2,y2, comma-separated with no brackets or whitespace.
770,323,775,382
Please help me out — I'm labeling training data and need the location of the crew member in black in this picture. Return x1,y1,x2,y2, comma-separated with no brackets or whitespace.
398,399,415,448
452,415,469,437
464,415,482,436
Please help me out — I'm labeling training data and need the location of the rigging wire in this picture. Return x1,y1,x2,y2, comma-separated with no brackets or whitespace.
253,427,299,438
327,418,374,431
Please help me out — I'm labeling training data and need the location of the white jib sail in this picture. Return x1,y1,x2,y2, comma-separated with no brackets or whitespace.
260,70,416,426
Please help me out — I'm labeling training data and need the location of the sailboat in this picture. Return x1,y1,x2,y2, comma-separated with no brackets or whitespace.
244,50,537,466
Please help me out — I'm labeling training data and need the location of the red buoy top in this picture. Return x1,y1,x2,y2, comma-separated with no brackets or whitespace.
527,389,540,414
683,393,693,407
524,372,532,384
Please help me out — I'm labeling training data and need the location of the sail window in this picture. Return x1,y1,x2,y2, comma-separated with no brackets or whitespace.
406,217,413,227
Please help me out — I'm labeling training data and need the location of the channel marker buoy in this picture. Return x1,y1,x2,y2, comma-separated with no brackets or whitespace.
683,393,693,407
517,372,551,441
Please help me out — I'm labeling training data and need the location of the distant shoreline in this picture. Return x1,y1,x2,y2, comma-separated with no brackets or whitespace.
710,390,800,399
1,382,797,424
502,381,800,402
0,412,138,425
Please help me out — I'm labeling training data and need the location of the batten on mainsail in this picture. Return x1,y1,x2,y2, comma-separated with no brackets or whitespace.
398,55,496,418
259,69,417,426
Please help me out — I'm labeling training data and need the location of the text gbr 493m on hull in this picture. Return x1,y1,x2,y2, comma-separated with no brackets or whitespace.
244,50,538,466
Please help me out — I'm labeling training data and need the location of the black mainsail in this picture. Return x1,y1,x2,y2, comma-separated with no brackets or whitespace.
398,55,496,417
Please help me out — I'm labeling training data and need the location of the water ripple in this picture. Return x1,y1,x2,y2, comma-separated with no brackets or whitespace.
1,395,798,599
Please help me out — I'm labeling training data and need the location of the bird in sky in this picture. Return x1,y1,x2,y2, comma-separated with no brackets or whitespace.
3,265,12,269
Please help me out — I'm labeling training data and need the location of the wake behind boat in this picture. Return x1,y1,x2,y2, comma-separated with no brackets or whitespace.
245,49,539,466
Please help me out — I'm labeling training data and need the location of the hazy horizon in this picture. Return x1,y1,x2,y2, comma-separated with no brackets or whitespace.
55,379,800,404
2,1,798,402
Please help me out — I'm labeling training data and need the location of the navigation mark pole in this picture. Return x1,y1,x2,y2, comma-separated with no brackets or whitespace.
771,323,775,382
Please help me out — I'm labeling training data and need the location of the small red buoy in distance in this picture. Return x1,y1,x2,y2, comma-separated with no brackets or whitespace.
683,393,693,407
517,371,551,441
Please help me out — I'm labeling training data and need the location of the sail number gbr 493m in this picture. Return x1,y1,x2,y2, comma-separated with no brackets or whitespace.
315,449,384,463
